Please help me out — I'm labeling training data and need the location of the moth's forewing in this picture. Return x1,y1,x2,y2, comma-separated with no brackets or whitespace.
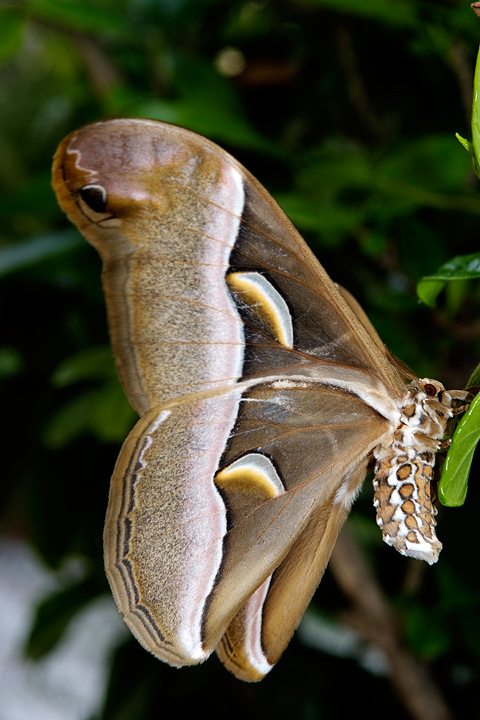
52,119,410,681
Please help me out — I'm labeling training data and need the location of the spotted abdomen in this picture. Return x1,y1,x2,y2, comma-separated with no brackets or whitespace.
373,450,441,564
373,378,453,565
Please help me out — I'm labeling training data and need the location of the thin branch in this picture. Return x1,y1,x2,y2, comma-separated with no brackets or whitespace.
335,24,385,138
329,528,453,720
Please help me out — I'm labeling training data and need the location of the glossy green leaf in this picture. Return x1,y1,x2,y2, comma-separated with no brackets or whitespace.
426,253,480,278
467,361,480,389
456,45,480,177
416,278,446,307
472,44,480,176
417,252,480,306
439,393,480,507
455,132,479,177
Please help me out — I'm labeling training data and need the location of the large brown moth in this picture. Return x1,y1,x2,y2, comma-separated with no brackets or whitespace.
52,119,468,682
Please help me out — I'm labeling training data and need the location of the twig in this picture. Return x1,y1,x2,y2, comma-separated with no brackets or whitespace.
335,25,385,138
329,527,453,720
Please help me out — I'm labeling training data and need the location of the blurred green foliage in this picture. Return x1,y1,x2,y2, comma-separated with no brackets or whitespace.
1,0,480,718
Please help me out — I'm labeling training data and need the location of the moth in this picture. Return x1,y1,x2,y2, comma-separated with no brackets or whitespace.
52,119,468,682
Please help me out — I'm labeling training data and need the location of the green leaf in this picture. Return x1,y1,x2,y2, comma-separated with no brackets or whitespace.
472,45,480,176
467,361,480,388
25,578,98,659
416,278,446,307
439,393,480,507
52,346,116,387
0,230,82,277
417,252,480,306
90,380,137,443
44,380,136,447
455,132,473,155
379,135,471,194
455,132,480,177
456,45,480,178
275,191,365,246
43,390,101,448
48,346,137,446
430,252,480,279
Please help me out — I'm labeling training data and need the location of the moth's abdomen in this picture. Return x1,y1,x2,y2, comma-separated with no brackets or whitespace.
373,449,441,564
373,379,452,565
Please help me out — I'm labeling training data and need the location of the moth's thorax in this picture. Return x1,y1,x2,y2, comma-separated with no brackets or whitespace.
373,379,453,565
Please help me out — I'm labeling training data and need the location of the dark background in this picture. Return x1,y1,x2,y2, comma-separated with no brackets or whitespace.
1,1,480,718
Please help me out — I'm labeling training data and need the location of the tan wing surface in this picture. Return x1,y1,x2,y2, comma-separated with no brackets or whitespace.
104,380,388,677
52,119,406,682
52,119,406,416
